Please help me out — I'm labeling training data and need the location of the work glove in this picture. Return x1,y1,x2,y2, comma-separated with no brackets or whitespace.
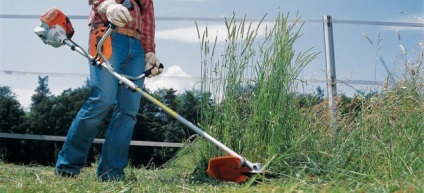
97,0,132,27
145,52,164,78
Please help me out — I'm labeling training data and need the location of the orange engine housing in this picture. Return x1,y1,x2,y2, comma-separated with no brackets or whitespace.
40,8,75,39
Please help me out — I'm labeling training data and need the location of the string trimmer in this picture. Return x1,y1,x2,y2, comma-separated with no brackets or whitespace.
33,7,262,183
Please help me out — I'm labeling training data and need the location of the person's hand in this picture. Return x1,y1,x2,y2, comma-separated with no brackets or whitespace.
145,52,164,78
97,0,132,27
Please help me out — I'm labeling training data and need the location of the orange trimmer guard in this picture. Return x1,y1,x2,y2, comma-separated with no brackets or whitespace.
206,156,251,183
89,27,112,62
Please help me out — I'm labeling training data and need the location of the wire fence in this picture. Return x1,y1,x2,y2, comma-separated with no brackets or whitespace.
0,132,184,147
0,14,423,145
2,14,424,27
1,13,423,86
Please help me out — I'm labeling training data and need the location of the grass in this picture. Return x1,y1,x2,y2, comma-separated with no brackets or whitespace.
0,162,422,192
188,12,423,191
1,13,424,192
194,13,320,175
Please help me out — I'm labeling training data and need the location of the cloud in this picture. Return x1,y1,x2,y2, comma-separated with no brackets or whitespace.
156,23,227,43
13,88,34,110
144,65,199,93
173,0,207,2
14,86,74,110
156,22,273,43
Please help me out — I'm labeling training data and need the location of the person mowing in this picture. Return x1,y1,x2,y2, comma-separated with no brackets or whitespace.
55,0,163,181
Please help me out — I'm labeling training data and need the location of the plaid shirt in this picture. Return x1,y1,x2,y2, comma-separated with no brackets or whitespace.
88,0,156,53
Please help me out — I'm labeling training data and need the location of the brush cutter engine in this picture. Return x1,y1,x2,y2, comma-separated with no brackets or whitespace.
34,8,74,48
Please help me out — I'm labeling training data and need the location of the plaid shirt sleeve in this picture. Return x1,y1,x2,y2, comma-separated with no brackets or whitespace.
138,0,156,53
89,0,156,53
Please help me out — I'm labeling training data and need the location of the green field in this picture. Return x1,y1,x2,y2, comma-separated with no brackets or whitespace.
0,162,422,192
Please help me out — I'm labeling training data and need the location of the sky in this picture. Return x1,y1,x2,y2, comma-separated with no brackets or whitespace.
0,0,423,109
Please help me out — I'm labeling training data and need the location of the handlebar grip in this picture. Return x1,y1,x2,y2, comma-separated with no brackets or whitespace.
144,63,164,77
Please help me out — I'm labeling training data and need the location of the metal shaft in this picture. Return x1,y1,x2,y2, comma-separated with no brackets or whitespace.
63,30,260,172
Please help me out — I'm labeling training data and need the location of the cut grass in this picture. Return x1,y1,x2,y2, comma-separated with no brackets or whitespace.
1,162,422,192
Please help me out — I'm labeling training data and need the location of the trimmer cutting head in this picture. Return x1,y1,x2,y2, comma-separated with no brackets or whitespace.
206,156,262,183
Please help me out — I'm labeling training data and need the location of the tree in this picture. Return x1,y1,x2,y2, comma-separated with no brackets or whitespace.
49,84,91,136
130,88,213,166
316,86,325,101
16,76,56,164
0,86,26,133
1,82,214,167
30,76,51,108
131,88,171,166
0,86,26,161
48,83,95,163
27,76,54,133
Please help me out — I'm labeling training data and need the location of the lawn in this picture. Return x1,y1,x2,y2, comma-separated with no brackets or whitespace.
1,162,422,192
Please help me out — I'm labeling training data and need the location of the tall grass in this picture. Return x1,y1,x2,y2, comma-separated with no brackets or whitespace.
186,13,319,177
174,12,424,189
322,33,424,182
